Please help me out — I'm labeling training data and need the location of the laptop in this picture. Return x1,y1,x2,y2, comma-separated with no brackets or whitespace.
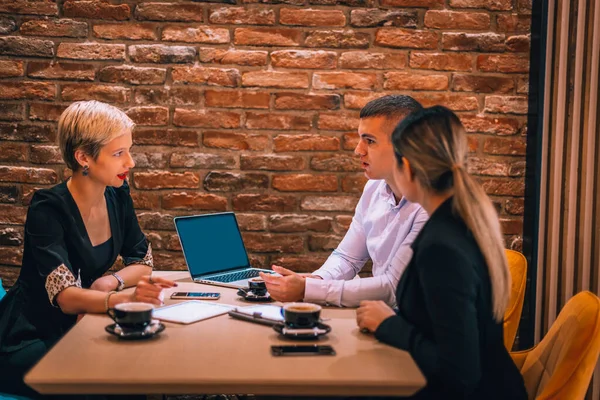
174,212,275,289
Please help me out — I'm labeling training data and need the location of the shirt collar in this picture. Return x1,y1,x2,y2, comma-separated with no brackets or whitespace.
382,182,407,209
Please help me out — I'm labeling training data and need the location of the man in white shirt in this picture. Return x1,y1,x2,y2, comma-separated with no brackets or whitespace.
260,95,428,307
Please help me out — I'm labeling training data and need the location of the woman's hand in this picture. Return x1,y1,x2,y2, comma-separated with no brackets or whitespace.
90,275,118,292
356,300,396,333
128,275,177,306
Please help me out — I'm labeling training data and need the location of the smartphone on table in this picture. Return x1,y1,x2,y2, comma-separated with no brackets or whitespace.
170,292,221,300
271,345,336,356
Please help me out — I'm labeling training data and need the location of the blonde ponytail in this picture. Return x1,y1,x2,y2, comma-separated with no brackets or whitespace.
392,106,510,322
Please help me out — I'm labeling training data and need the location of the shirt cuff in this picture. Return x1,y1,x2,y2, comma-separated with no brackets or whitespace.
304,277,330,304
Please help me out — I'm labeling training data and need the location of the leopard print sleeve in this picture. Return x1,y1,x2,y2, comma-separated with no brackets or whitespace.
45,264,82,307
123,242,154,269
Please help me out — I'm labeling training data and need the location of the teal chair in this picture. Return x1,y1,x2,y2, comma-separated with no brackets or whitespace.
0,278,5,301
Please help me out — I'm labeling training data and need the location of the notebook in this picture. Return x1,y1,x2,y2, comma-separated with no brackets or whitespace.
153,301,236,325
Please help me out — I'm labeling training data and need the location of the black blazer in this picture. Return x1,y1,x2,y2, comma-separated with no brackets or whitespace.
375,197,526,399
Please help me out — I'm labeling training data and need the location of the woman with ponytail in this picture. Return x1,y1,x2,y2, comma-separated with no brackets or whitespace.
356,106,526,399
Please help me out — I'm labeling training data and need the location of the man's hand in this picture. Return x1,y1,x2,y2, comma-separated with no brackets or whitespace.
259,265,306,302
356,300,396,333
90,275,118,292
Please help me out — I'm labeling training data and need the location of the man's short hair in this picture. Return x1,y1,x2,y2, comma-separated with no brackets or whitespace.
360,95,423,123
58,100,135,171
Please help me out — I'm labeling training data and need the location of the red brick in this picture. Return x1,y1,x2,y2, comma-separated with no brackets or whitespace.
505,198,524,215
209,7,275,25
341,174,368,192
93,23,157,40
313,72,377,90
318,112,360,131
173,109,241,128
61,83,130,103
343,92,384,109
453,74,514,93
20,18,88,37
0,250,23,271
413,93,479,111
162,26,230,44
0,1,58,15
151,252,186,270
0,166,57,184
477,55,529,73
130,191,161,210
500,218,523,235
131,152,168,168
136,212,176,231
467,157,524,177
274,135,339,152
311,154,361,172
496,14,531,33
481,178,524,196
0,82,55,101
269,214,332,233
350,9,418,28
309,234,345,251
134,3,205,22
301,196,358,212
0,186,19,203
425,10,490,30
483,137,527,155
380,0,444,6
339,51,407,69
305,30,370,48
384,72,448,91
236,214,267,231
468,136,479,153
334,215,353,233
270,256,328,273
57,43,125,60
29,103,67,122
0,60,24,78
242,0,303,3
280,8,346,27
170,152,235,169
275,93,340,110
271,50,337,69
199,48,267,66
29,145,62,164
232,194,297,212
0,36,54,57
242,233,304,253
0,205,26,225
242,71,308,89
246,113,312,131
99,65,166,85
171,66,239,87
0,104,24,121
517,77,528,94
162,193,227,211
63,1,130,20
126,106,168,126
204,172,268,192
130,45,196,63
0,227,23,246
375,28,438,49
234,28,302,47
342,132,359,150
134,129,198,147
442,33,505,52
273,174,337,192
484,96,528,114
134,171,200,189
410,52,473,71
0,143,27,162
203,131,269,151
134,87,203,105
241,155,305,171
506,35,530,52
449,0,512,11
27,62,96,81
205,90,269,109
0,123,56,142
0,16,16,34
460,115,520,135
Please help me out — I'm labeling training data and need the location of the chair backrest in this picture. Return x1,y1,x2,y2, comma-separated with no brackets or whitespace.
0,278,5,301
519,291,600,399
504,249,528,350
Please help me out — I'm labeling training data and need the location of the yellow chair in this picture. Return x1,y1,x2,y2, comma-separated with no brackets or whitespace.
511,291,600,399
504,249,528,351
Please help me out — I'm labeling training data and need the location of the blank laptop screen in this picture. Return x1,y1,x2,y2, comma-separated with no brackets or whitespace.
175,213,250,277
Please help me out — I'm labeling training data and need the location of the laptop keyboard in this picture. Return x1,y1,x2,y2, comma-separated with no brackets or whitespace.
207,269,262,283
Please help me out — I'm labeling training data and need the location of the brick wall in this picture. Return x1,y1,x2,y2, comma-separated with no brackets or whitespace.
0,0,531,287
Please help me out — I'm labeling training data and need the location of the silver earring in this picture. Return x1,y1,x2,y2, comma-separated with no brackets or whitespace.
82,165,89,176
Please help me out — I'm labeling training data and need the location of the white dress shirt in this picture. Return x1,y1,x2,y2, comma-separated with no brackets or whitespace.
304,179,428,307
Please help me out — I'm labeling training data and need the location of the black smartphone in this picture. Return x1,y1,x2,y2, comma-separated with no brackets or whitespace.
271,345,336,356
170,292,221,300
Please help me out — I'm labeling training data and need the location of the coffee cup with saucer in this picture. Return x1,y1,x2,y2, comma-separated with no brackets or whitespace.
106,302,166,340
273,302,331,339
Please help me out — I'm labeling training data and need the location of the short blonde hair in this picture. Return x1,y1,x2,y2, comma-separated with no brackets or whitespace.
58,101,135,171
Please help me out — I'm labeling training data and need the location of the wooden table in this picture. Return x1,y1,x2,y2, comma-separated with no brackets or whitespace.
25,271,426,396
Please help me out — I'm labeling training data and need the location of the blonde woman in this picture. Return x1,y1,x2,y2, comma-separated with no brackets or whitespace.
0,101,176,398
356,106,526,399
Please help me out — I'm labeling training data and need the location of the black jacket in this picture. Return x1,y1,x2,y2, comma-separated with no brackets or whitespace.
375,197,527,399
